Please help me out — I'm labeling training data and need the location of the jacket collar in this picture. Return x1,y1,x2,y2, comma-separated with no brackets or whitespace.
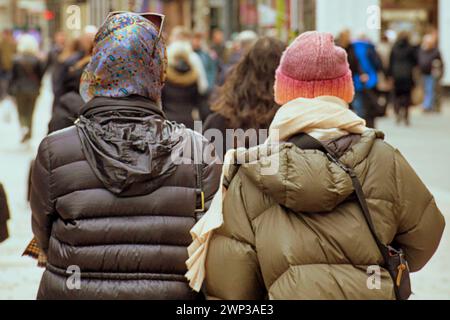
80,95,165,118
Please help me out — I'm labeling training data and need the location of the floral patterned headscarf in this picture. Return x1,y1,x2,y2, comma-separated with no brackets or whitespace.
80,13,167,104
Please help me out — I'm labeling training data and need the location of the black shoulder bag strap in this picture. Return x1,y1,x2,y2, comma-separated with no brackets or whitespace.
288,133,411,300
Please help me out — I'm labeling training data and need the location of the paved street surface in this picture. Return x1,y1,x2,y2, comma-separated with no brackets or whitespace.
0,77,449,299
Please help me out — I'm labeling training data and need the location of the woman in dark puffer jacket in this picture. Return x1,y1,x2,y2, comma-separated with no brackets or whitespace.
30,12,220,300
162,42,201,130
47,55,87,133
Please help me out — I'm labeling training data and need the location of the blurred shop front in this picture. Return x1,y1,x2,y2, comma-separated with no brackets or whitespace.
381,0,438,45
0,0,48,47
45,0,193,39
207,0,316,42
4,0,317,47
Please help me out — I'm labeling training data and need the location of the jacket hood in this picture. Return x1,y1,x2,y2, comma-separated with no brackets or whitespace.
166,60,198,87
76,96,186,197
233,130,383,213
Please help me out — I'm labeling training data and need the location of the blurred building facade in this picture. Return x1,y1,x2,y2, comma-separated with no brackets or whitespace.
43,0,192,38
199,0,316,41
0,0,47,30
1,0,449,85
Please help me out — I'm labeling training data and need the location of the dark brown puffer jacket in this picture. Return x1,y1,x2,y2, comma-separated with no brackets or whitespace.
30,96,220,300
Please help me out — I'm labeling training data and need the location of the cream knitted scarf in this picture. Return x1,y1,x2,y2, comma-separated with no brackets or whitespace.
268,96,367,142
185,96,368,292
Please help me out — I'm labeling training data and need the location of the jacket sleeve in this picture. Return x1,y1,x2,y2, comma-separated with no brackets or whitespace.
205,174,266,300
30,138,55,253
393,150,445,272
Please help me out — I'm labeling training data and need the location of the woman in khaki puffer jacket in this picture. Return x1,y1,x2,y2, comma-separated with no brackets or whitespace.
202,32,445,300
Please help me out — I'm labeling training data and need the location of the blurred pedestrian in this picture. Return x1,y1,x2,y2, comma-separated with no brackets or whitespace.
0,182,10,244
51,37,82,114
210,28,227,86
352,34,383,128
388,32,417,126
48,29,94,133
8,34,44,143
336,30,362,82
44,31,66,74
376,34,394,108
192,31,218,121
0,30,16,100
163,41,201,129
47,67,86,133
218,30,258,85
187,31,445,300
204,37,286,158
168,27,209,95
227,30,258,67
30,12,220,300
192,32,217,91
51,26,96,118
211,28,226,62
418,34,444,113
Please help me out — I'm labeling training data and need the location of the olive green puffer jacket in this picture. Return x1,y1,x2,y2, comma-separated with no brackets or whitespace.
205,130,445,300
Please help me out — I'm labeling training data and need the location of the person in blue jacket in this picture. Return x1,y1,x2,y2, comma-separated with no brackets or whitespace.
352,35,383,128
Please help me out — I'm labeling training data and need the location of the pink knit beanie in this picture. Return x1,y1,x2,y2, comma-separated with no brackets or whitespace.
274,31,354,105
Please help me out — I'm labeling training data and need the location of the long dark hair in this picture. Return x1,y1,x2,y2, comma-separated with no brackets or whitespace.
212,37,286,130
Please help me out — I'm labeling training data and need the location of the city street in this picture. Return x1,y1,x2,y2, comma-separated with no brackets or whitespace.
0,77,449,300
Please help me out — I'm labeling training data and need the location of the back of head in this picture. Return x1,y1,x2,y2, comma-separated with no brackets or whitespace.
58,37,81,62
169,26,191,43
54,31,66,46
396,31,410,46
237,30,258,52
79,25,97,54
212,29,224,44
168,41,192,65
17,34,39,56
337,29,351,47
422,34,436,50
213,36,286,129
191,31,204,50
274,31,354,105
80,12,167,104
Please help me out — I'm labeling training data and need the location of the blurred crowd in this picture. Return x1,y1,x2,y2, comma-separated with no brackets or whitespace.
0,26,263,143
0,24,445,149
336,28,444,127
0,11,445,300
